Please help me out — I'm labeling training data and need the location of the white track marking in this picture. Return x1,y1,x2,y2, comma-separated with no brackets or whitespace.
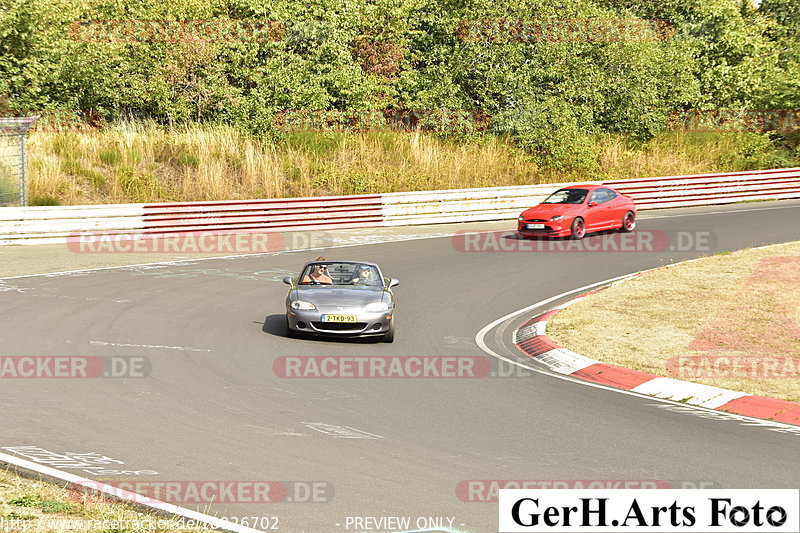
474,274,634,367
641,203,800,220
474,248,800,435
301,422,384,439
0,281,26,292
0,450,262,533
651,404,800,435
444,336,476,349
90,341,210,352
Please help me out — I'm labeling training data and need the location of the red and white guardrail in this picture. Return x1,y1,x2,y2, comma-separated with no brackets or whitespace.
1,167,799,245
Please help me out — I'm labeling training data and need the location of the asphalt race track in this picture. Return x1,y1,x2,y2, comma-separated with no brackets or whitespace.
1,200,800,533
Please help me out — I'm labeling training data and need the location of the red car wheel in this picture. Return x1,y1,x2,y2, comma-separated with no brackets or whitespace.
621,211,636,232
570,217,585,240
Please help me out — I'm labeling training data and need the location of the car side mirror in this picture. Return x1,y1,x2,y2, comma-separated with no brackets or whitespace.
588,201,598,207
282,276,293,285
389,278,400,288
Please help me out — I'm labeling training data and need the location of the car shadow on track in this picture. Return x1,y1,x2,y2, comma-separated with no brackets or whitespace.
260,315,382,344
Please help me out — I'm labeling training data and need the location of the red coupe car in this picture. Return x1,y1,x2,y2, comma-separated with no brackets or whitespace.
517,185,637,239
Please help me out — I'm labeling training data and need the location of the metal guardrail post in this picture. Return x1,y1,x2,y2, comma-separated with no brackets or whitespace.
20,131,26,206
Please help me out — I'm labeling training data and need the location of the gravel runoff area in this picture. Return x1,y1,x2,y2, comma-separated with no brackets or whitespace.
547,241,800,402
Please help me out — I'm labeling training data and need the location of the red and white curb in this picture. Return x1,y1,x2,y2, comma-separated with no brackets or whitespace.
513,286,800,427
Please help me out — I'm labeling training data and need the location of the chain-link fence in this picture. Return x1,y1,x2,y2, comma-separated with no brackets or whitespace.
0,117,38,206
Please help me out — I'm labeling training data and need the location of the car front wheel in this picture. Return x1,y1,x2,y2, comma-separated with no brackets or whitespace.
570,217,586,240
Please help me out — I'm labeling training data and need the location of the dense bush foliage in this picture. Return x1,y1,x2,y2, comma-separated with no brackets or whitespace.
1,0,797,170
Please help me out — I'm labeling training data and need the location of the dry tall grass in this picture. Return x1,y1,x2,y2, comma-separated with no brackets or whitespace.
24,121,790,205
0,468,212,532
27,122,540,204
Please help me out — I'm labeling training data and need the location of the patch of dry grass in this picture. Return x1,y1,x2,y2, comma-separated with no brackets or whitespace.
547,242,800,402
595,131,768,179
26,122,540,205
24,121,788,205
0,468,212,532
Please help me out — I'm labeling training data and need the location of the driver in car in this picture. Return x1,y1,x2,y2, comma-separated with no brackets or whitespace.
349,264,380,286
301,259,333,284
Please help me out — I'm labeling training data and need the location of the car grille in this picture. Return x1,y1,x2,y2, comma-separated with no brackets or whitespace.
312,322,368,332
524,218,548,222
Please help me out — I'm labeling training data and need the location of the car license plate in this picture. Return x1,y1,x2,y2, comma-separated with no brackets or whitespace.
526,223,545,229
322,314,357,323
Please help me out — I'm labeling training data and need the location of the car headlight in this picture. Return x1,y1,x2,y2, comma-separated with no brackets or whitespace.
364,302,390,312
518,215,524,221
290,300,316,310
550,215,563,221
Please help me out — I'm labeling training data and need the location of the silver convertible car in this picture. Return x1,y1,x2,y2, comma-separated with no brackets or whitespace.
282,260,399,342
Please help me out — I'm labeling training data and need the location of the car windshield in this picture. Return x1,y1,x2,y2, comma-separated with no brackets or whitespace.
299,263,383,287
542,189,589,204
